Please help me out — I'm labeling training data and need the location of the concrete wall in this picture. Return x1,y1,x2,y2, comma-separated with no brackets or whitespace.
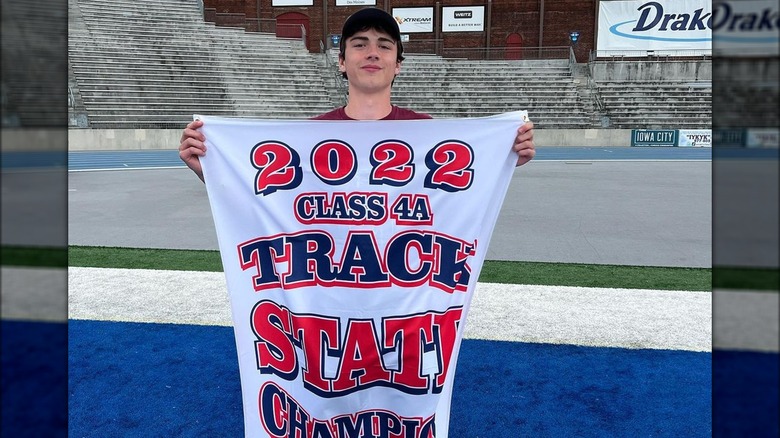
68,129,183,151
590,60,712,82
713,57,778,82
67,128,635,150
2,128,67,152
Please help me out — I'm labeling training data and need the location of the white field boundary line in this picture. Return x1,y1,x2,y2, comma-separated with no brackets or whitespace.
2,267,67,323
713,289,779,353
67,266,714,352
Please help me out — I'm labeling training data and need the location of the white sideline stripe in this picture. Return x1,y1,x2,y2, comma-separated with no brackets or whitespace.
68,267,714,352
466,282,711,352
713,289,779,353
69,267,233,327
2,267,67,322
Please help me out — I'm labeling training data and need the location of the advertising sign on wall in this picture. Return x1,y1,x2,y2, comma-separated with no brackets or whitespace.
391,7,434,33
631,129,678,146
336,0,376,6
442,6,485,32
713,129,746,147
713,0,780,57
746,128,780,148
272,0,313,6
678,129,712,147
597,0,712,56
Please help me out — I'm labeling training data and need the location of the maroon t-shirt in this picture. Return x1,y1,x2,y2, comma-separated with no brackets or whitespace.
311,106,433,121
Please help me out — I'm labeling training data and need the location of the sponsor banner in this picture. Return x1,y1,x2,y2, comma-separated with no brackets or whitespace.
598,0,712,56
631,129,678,146
442,6,485,32
199,113,523,437
336,0,375,5
392,7,434,33
746,128,780,148
271,0,312,6
713,0,779,57
678,129,712,147
713,128,746,147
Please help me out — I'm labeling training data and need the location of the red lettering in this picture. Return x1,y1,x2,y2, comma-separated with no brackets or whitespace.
290,313,340,393
333,320,392,392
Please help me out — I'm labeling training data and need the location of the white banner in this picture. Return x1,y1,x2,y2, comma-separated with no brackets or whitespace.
442,6,485,32
392,7,434,33
712,0,780,57
199,112,525,437
597,0,712,56
678,129,712,147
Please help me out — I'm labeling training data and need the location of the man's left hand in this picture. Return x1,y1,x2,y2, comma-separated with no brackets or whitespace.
514,121,536,167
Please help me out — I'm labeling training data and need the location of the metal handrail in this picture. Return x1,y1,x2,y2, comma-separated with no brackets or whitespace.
399,41,573,61
589,49,712,61
568,46,577,75
589,80,605,113
68,86,75,109
439,46,571,61
320,40,347,106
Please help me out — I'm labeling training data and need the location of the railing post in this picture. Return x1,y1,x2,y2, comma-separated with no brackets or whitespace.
568,46,576,75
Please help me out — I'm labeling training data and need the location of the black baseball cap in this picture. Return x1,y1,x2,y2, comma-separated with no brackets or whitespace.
340,8,404,61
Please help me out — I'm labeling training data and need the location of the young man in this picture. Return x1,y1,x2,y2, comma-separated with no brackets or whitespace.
179,7,535,181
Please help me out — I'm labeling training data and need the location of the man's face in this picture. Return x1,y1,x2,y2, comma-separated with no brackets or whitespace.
339,28,401,94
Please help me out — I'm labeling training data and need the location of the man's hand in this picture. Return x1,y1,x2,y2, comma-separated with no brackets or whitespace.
513,121,535,167
179,119,206,182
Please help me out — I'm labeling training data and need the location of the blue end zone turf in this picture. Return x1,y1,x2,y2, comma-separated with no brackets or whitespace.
68,319,713,437
451,339,711,437
713,350,780,438
2,320,67,437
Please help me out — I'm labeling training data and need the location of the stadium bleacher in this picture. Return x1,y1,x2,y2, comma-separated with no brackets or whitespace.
68,0,334,128
2,0,66,127
592,80,712,129
712,58,779,129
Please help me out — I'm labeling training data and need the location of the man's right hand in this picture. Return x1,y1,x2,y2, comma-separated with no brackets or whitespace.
179,119,206,182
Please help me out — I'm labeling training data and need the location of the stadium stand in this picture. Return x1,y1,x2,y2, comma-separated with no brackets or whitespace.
591,80,712,129
587,56,712,129
320,49,592,127
68,0,712,131
68,0,596,129
2,0,66,127
712,58,778,129
395,57,591,126
68,0,334,128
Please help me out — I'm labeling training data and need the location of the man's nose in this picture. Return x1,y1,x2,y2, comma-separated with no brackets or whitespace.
365,43,380,59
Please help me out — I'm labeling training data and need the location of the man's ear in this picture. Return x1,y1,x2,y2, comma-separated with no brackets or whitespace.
338,56,346,73
394,61,401,75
